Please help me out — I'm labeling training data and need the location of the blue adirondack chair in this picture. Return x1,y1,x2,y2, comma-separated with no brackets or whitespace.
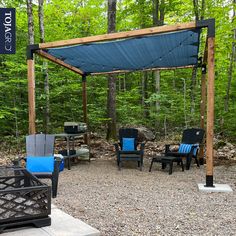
26,134,61,198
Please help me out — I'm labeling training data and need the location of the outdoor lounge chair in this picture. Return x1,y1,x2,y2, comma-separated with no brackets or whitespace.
26,134,61,198
149,128,205,173
114,128,145,171
164,128,205,170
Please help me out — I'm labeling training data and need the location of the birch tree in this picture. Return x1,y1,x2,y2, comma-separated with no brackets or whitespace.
38,0,50,133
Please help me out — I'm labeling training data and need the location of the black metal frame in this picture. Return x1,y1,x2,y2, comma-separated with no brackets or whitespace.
34,157,61,198
0,167,51,233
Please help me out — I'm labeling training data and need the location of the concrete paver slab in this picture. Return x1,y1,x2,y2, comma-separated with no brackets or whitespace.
198,183,233,192
2,205,100,236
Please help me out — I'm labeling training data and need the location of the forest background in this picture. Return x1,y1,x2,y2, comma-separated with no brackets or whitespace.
0,0,235,152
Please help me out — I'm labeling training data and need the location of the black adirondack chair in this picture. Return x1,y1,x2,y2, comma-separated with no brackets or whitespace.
149,128,205,173
114,128,145,171
26,134,61,198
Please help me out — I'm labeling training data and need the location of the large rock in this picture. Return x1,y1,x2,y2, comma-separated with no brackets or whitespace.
136,127,155,142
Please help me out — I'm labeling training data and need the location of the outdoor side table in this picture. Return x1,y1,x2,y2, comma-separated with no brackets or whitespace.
0,166,51,233
149,155,184,175
54,132,90,170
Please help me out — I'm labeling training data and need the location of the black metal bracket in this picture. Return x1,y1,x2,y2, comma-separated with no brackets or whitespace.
26,44,39,60
82,74,87,82
196,18,215,38
204,175,215,187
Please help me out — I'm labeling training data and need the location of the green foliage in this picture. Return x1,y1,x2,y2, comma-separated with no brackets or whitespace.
0,0,235,141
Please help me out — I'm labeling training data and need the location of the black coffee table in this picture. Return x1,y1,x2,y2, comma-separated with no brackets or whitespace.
149,155,184,174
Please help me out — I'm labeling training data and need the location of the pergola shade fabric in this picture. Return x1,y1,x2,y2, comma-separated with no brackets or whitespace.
44,29,201,74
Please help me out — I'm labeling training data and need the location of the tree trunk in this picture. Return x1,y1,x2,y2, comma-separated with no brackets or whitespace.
159,0,165,25
154,70,160,111
191,0,204,114
193,0,199,20
153,0,159,26
225,0,236,111
141,71,148,118
183,78,187,128
190,66,197,114
123,73,126,91
38,0,44,43
106,0,117,140
38,0,50,133
200,0,205,20
152,0,163,124
27,0,34,44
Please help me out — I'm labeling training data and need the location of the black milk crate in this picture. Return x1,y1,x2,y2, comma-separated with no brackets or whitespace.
0,166,51,233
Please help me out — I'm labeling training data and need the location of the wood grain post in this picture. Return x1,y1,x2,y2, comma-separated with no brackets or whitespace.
199,41,208,165
82,75,88,144
199,70,206,164
205,36,215,187
27,59,36,134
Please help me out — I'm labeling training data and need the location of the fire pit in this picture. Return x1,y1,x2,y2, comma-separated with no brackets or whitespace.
0,166,51,233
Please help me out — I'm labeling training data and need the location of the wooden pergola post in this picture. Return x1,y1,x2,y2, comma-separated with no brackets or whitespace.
205,20,215,187
27,47,36,134
199,42,208,165
82,74,88,144
199,69,207,164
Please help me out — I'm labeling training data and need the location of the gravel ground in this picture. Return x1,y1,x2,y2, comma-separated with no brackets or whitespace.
52,159,236,236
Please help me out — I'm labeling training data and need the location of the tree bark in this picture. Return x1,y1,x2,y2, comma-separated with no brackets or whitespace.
153,0,159,26
190,66,197,114
38,0,50,133
200,0,205,20
154,70,160,111
152,0,163,121
190,0,204,114
225,0,236,111
27,0,36,134
106,0,117,140
141,71,148,118
193,0,199,20
38,0,45,43
159,0,165,25
27,0,34,44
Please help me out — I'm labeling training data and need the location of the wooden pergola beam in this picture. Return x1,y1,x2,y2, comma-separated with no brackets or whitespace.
39,21,196,49
36,50,84,75
91,65,194,75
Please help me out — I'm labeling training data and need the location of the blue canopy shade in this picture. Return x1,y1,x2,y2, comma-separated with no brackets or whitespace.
44,29,200,74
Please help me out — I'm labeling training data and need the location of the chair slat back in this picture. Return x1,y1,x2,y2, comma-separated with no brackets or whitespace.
44,135,55,156
119,128,138,149
26,134,55,157
182,128,205,144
